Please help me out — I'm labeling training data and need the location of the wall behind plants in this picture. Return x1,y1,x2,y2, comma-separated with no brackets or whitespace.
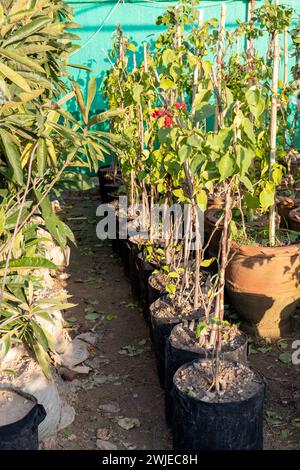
67,0,300,112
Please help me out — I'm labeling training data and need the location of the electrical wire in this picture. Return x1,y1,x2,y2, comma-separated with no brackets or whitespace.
70,0,299,57
70,0,124,56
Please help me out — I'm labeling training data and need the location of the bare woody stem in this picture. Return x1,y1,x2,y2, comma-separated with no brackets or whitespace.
214,2,226,132
269,4,280,247
192,10,204,124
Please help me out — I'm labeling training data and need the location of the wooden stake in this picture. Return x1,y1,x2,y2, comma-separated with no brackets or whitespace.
284,27,288,86
247,1,255,56
192,10,204,120
143,42,148,73
133,52,137,70
269,0,279,247
214,2,226,132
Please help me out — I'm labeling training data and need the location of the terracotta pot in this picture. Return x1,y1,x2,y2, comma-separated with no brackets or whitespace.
276,190,300,229
204,208,223,258
205,209,280,258
226,241,300,338
276,196,300,228
291,154,300,177
289,208,300,232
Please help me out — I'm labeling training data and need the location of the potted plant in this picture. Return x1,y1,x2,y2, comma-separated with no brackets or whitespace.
225,1,300,339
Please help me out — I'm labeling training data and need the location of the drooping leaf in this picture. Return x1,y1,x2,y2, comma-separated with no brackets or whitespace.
87,108,124,128
0,257,57,275
0,62,31,92
3,16,51,47
0,129,23,185
85,76,96,121
36,138,47,177
259,182,275,211
0,48,45,74
218,153,235,180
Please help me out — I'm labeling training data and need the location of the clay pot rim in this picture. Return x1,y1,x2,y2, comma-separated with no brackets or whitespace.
276,196,300,208
230,240,300,257
289,208,300,223
205,208,223,224
173,360,265,405
170,322,248,352
206,208,280,228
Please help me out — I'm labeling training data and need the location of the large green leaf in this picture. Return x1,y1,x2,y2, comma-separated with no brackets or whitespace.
86,76,96,121
0,257,57,274
159,77,176,90
0,48,45,74
217,153,235,180
245,88,265,121
29,338,51,380
0,62,31,92
259,182,275,211
3,16,51,47
0,129,23,185
87,108,124,128
236,145,255,176
36,137,47,177
31,320,49,352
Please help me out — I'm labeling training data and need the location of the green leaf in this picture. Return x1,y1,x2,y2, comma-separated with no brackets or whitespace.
0,4,4,25
1,333,11,359
195,190,207,211
0,48,45,74
162,48,177,67
243,193,259,210
132,84,143,103
259,182,275,211
0,257,57,274
157,128,171,144
31,321,49,352
86,76,96,121
193,87,212,110
3,17,52,47
160,77,176,90
30,339,51,380
187,134,201,147
0,129,23,185
178,145,189,163
200,258,216,267
279,352,292,364
85,312,99,321
67,63,93,72
245,88,265,121
236,146,255,176
218,153,235,180
242,117,256,143
0,61,31,91
240,175,254,193
36,138,47,177
74,85,86,123
87,108,124,128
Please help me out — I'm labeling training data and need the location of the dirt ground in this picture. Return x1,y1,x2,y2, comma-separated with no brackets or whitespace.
55,189,300,450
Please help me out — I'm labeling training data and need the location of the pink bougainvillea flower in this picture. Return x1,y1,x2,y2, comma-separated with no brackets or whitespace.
175,101,187,110
164,115,173,128
151,108,165,119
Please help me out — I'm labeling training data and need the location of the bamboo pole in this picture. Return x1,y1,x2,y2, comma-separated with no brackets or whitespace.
192,9,204,120
133,52,137,70
247,1,255,56
269,0,280,247
214,2,226,132
284,27,288,86
143,42,148,73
